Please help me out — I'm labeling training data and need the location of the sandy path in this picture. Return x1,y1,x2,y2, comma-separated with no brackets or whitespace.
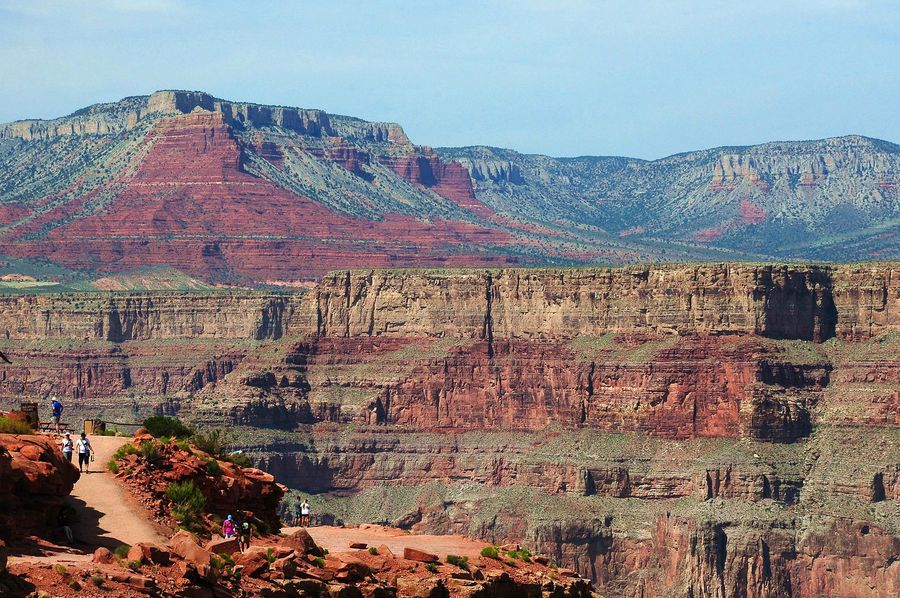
298,525,489,559
67,435,167,549
10,435,166,564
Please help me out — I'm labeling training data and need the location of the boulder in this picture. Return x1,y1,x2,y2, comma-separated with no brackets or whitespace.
168,530,213,568
334,557,371,583
128,542,171,566
235,546,271,577
349,542,368,549
277,528,322,556
206,536,240,556
376,544,394,558
92,546,116,564
396,576,447,597
403,547,438,563
271,555,297,580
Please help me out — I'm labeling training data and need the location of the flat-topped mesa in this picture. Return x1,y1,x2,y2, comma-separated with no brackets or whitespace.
147,90,334,136
0,90,415,144
313,264,900,341
0,293,302,342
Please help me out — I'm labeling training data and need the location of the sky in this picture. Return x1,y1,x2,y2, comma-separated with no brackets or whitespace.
0,0,897,159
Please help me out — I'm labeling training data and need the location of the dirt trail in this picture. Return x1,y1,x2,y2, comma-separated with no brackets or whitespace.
10,435,166,564
298,525,489,559
69,435,167,548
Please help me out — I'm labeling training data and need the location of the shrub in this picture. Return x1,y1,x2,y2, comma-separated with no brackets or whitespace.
126,560,141,571
227,451,253,468
0,416,33,434
54,564,68,575
506,548,532,561
107,459,119,474
166,480,206,529
313,556,326,568
218,552,235,566
480,546,500,559
425,562,439,573
113,544,131,559
191,429,229,459
368,546,378,555
266,547,277,564
209,554,226,570
143,416,193,439
112,443,139,460
90,575,104,587
140,441,163,467
204,458,222,476
446,554,469,570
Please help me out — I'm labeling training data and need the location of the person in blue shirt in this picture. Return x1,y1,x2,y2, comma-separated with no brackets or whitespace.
50,397,63,434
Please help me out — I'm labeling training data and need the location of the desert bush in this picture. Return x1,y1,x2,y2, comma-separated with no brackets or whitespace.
113,544,131,559
480,546,500,559
227,451,253,468
266,547,277,564
204,458,222,476
313,556,325,568
425,562,439,573
167,480,206,529
107,459,119,474
0,416,33,434
368,546,378,555
446,554,469,569
112,443,139,460
191,429,228,459
143,416,193,439
126,560,141,571
140,441,163,467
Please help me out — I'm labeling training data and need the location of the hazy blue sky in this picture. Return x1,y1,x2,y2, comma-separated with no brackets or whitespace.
0,0,897,159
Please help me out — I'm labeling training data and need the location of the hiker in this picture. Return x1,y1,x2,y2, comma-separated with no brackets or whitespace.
50,396,63,434
223,514,236,539
300,499,311,527
76,432,92,474
238,515,252,552
60,433,74,463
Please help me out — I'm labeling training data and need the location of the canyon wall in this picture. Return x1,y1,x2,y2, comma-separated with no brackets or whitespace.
1,264,898,596
0,292,301,341
311,264,900,341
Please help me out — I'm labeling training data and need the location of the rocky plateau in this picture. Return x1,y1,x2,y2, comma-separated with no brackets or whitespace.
0,263,897,596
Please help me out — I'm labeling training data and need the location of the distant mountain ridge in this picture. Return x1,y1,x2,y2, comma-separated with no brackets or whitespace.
0,90,897,285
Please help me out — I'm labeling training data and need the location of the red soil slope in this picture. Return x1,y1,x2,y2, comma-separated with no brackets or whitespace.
1,112,515,283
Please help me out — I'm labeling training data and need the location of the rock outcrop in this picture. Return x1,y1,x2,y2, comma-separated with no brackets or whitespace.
111,433,285,533
0,434,79,540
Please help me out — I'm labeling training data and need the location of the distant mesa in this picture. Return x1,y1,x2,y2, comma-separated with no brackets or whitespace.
0,90,897,286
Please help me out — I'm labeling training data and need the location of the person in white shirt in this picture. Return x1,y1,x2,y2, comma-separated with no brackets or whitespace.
60,433,74,463
300,500,311,527
76,432,92,474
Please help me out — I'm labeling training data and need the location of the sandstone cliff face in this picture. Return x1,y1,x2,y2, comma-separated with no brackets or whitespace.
312,264,898,341
0,292,300,342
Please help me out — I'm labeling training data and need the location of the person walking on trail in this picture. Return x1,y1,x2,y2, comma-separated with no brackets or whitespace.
223,515,236,539
60,432,74,463
238,515,252,552
76,432,92,474
300,499,311,527
50,396,63,434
